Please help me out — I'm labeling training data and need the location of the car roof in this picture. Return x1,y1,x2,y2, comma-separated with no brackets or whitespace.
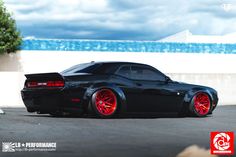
91,61,149,67
92,61,161,74
61,61,160,75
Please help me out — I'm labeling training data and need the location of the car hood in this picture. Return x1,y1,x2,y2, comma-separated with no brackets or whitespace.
172,81,216,92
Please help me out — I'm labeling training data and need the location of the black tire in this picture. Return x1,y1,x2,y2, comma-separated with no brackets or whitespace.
90,89,118,118
26,107,35,113
189,92,212,117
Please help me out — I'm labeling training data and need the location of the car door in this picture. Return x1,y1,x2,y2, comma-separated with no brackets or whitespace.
128,65,182,113
114,65,144,112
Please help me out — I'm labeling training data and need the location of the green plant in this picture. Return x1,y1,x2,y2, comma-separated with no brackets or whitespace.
0,0,22,54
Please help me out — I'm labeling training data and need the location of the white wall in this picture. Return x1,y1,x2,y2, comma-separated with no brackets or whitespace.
169,74,236,105
0,72,25,107
20,51,236,74
1,51,236,107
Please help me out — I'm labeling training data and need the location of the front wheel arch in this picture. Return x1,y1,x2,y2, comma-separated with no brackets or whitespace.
189,92,212,117
181,89,214,117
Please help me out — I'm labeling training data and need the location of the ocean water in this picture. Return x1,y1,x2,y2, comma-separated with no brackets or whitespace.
21,39,236,54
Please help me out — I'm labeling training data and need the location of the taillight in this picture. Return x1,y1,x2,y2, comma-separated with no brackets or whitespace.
26,81,64,88
27,82,38,88
46,81,64,87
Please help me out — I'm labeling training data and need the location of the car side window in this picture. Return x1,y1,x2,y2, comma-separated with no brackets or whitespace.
130,66,166,81
116,66,131,78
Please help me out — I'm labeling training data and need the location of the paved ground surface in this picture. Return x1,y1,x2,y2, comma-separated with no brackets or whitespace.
0,106,235,157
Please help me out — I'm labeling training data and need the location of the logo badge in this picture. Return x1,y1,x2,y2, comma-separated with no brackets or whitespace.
210,132,234,155
222,3,232,12
2,142,15,152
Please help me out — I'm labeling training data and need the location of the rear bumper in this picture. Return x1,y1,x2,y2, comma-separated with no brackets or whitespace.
21,88,85,114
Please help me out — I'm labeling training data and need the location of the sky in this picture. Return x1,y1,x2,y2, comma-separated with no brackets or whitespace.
3,0,236,40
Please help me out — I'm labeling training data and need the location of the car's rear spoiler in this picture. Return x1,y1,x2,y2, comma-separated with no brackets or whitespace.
25,72,64,80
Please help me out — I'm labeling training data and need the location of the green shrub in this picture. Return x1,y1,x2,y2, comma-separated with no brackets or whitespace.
0,0,22,54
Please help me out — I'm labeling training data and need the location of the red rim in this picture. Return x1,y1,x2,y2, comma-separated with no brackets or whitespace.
95,89,117,116
193,93,211,116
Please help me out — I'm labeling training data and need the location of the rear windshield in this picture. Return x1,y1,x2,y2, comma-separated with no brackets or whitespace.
61,63,102,74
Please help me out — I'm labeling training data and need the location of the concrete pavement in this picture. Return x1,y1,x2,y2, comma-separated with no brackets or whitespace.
0,106,235,157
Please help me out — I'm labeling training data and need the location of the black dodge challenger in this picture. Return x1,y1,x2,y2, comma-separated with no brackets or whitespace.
21,61,218,118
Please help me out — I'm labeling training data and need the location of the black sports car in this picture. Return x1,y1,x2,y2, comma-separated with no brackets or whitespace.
21,61,218,118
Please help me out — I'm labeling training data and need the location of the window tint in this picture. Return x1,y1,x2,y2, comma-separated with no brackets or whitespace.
116,66,131,78
75,64,101,73
61,63,101,74
130,66,165,81
92,63,120,74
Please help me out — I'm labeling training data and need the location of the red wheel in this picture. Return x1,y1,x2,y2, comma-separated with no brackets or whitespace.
91,89,117,117
191,93,211,117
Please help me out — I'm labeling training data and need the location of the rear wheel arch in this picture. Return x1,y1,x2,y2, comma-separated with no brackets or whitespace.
84,83,127,116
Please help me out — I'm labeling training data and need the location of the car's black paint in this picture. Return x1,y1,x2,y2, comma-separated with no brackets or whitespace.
21,62,218,116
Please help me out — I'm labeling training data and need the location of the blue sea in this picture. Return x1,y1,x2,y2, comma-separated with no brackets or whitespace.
21,39,236,54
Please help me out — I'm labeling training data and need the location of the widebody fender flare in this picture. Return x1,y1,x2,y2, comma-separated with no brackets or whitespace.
83,82,127,113
182,87,214,111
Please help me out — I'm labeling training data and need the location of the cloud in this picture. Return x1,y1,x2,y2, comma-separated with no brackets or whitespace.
3,0,236,40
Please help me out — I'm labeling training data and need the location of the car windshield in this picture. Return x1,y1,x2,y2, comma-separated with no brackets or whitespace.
61,62,101,74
